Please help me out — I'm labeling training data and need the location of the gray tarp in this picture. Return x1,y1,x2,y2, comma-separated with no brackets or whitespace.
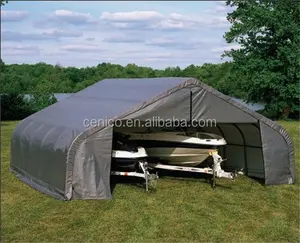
10,78,295,200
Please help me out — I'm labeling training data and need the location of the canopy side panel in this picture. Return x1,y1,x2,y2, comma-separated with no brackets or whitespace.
71,126,113,199
190,85,266,178
121,87,191,121
191,87,257,123
10,118,72,199
236,124,264,178
217,124,245,172
260,121,295,185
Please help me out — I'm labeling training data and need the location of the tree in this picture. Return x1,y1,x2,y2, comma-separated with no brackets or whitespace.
223,0,300,118
27,80,57,112
1,94,33,120
0,58,5,72
1,0,8,6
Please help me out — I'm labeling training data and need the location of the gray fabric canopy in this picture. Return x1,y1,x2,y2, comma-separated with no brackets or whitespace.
10,77,295,200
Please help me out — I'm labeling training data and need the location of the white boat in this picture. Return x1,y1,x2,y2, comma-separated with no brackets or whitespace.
110,132,159,192
111,131,235,188
111,132,148,171
111,146,148,171
122,132,227,167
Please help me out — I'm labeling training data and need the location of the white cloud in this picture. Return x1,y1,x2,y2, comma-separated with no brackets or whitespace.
33,9,230,32
169,13,199,24
102,34,144,43
146,37,205,50
2,3,235,68
110,22,130,28
154,19,191,30
205,2,235,14
100,11,164,22
54,9,90,18
86,37,95,41
1,44,41,55
100,10,230,30
209,16,230,28
205,6,226,14
60,44,105,52
53,9,96,24
1,29,82,42
1,10,29,22
91,51,173,60
34,9,98,28
216,5,228,12
43,29,82,38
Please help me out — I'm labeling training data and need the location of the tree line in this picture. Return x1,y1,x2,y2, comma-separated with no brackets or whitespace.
0,60,241,120
1,59,297,120
0,60,238,95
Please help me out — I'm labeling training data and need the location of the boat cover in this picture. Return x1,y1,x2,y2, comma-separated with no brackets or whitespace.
10,78,296,200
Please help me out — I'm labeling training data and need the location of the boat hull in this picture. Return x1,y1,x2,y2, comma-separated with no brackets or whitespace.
111,158,145,172
122,132,226,167
111,147,148,172
146,147,215,166
126,132,227,148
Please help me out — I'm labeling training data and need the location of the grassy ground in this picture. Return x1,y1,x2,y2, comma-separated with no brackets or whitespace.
1,121,299,242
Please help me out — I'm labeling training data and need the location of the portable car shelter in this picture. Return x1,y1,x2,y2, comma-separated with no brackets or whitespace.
10,78,295,200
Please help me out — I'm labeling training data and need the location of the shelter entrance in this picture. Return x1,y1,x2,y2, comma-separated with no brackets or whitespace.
113,120,264,179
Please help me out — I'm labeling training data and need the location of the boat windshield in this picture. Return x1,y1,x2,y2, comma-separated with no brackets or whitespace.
197,134,214,139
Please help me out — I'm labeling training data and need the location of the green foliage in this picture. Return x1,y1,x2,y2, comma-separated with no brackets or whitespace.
0,60,58,120
26,80,57,113
1,60,252,119
0,58,5,72
223,0,300,119
0,90,57,121
1,0,8,6
1,55,297,119
0,60,238,97
0,94,33,120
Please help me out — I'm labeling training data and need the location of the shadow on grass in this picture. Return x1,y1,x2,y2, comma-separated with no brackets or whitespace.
110,169,229,194
158,170,237,189
110,169,266,194
110,176,147,194
248,176,265,186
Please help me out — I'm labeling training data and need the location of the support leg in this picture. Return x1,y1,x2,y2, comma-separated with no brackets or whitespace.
212,162,216,189
211,152,235,180
139,161,158,192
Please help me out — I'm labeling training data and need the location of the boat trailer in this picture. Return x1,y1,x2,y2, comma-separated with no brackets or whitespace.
149,151,236,189
111,161,159,191
111,151,236,190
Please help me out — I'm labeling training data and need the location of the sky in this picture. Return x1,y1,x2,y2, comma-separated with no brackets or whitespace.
1,1,239,69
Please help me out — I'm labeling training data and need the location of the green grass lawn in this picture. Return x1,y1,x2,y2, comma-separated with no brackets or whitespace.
1,121,299,242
